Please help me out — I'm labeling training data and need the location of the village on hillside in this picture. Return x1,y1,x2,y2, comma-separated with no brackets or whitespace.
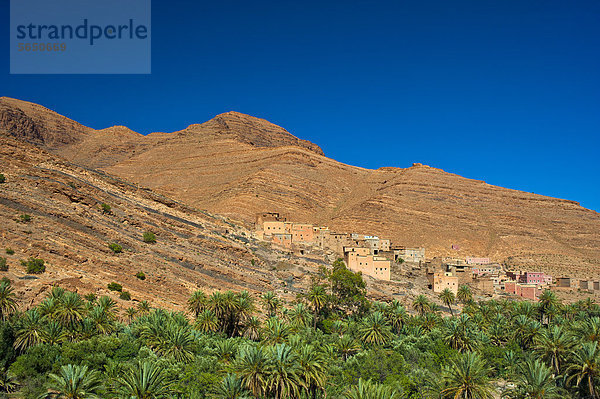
254,212,593,302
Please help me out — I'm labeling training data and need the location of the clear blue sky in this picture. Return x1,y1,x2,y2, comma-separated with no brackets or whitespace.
1,1,599,211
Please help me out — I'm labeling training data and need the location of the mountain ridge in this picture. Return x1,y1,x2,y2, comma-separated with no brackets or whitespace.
1,97,598,278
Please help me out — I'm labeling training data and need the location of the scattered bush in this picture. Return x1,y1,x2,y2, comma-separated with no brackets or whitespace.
119,291,131,300
21,258,45,274
108,243,122,254
5,248,14,255
0,174,5,184
107,282,123,292
19,214,32,223
0,257,7,272
67,182,77,189
135,271,146,280
142,231,156,244
100,203,112,214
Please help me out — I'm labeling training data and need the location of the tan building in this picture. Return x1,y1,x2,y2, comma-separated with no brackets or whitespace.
396,247,426,263
432,272,458,295
312,226,330,248
291,223,314,243
343,247,391,280
272,233,292,249
263,221,286,236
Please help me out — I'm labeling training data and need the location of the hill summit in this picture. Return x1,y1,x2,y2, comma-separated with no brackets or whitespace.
1,97,599,278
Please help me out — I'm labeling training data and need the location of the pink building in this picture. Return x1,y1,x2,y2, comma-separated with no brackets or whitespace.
519,272,552,286
466,257,490,265
505,281,517,294
504,281,539,300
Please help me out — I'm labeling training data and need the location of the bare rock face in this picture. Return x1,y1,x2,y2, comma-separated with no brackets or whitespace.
0,97,92,148
2,97,600,280
0,134,331,311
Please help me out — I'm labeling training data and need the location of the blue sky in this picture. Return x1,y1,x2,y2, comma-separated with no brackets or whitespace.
1,1,599,211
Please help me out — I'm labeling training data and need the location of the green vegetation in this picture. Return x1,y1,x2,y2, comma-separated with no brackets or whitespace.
108,243,122,254
107,282,122,292
19,214,31,223
135,272,146,280
1,261,600,398
142,231,156,244
0,174,5,184
0,257,7,272
20,258,45,274
100,203,112,214
5,248,14,255
119,291,131,301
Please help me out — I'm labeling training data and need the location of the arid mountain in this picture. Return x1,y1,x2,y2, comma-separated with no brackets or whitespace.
2,97,599,279
0,132,348,311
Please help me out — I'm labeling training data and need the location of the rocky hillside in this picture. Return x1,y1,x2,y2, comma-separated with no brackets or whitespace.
0,133,347,312
2,97,599,279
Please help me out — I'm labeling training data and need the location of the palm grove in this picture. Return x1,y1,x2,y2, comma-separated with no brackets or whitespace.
1,259,600,398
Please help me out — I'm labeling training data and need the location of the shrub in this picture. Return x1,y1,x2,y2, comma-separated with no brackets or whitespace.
142,231,156,244
107,282,123,292
135,271,146,280
19,214,32,223
100,203,112,214
0,257,7,272
108,243,122,254
0,174,5,184
21,258,45,274
67,182,76,189
5,248,14,255
119,291,131,300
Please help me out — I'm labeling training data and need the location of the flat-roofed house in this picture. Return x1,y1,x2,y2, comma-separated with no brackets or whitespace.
433,272,458,295
343,247,391,280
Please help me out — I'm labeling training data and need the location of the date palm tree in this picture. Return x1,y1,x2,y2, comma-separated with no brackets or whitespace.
358,311,392,346
137,300,151,315
457,285,473,304
344,378,399,399
187,290,207,318
0,367,17,394
97,296,118,321
38,364,102,398
125,307,137,323
214,373,250,399
0,281,17,321
336,335,361,361
234,345,270,398
288,303,312,329
243,316,261,341
116,360,171,399
54,292,86,329
194,309,218,333
441,352,493,399
42,321,67,346
566,341,600,399
14,309,46,350
266,344,303,399
263,317,292,345
261,291,280,318
533,325,572,375
306,284,328,329
412,295,430,317
297,344,327,398
439,288,456,316
385,300,407,334
537,290,559,324
505,359,563,399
